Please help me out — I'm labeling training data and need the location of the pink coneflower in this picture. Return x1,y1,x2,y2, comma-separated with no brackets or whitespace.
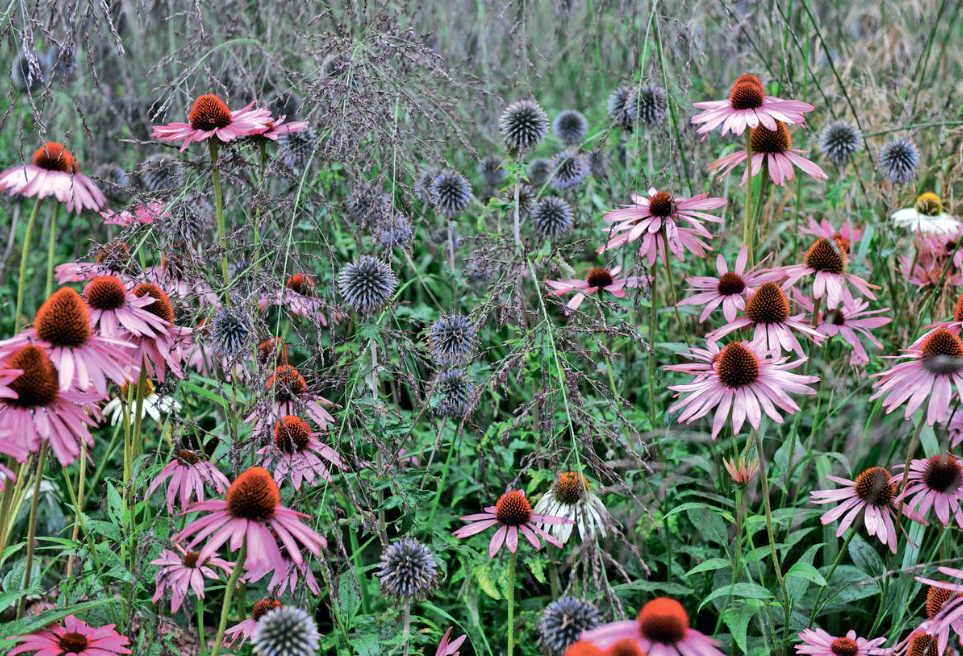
452,489,573,558
258,115,310,141
436,628,468,656
545,266,643,313
224,599,282,649
0,288,135,395
146,449,230,513
665,339,819,439
900,249,963,290
870,328,963,426
55,242,133,284
124,283,191,383
914,571,963,652
723,457,759,486
0,142,106,213
175,465,327,573
811,466,899,553
597,188,726,265
151,94,273,152
580,597,724,656
710,121,828,186
677,246,783,323
244,533,321,596
257,415,347,490
891,454,963,528
101,202,167,227
705,282,824,356
691,74,814,137
782,238,878,309
0,344,101,465
800,216,862,257
8,615,130,656
258,273,330,326
83,276,169,339
245,365,337,431
795,628,889,656
151,544,233,613
792,293,890,367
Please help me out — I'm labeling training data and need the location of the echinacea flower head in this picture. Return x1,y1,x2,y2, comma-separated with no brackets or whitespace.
533,472,609,543
151,94,273,151
820,121,863,165
257,115,310,142
258,337,289,368
914,569,963,652
431,170,472,216
428,314,477,366
892,193,963,236
879,137,920,184
710,121,828,186
257,415,347,490
499,99,549,154
151,544,233,613
677,246,783,323
452,489,573,558
892,454,963,528
147,448,230,512
0,142,106,213
84,276,168,339
126,282,189,383
434,369,475,418
546,266,642,313
926,585,961,619
531,196,574,238
175,465,327,573
809,298,890,367
8,615,131,656
794,628,889,656
580,597,725,656
665,339,819,439
251,606,321,656
628,85,668,127
248,364,337,430
539,597,602,656
554,110,589,144
376,537,442,603
870,328,963,426
436,628,468,656
782,237,879,309
225,599,283,649
337,256,396,316
811,466,898,553
551,151,589,190
690,73,814,137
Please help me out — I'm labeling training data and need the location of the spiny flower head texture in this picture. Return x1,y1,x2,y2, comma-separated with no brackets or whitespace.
278,129,317,171
879,137,920,184
531,196,574,238
627,85,668,127
499,99,549,153
209,308,252,359
251,606,320,656
435,369,474,417
376,212,413,250
539,597,602,656
551,152,589,190
375,537,442,603
337,256,396,315
431,170,472,216
480,155,507,186
607,87,634,129
528,158,553,187
428,313,477,365
553,109,588,144
136,153,184,192
820,120,862,165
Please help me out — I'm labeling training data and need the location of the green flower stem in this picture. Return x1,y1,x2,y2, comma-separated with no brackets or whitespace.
14,196,43,331
197,596,207,656
512,175,522,249
752,430,790,635
807,527,857,628
209,541,246,656
44,201,60,297
648,265,659,426
209,139,230,294
17,443,48,619
506,548,517,656
895,413,927,520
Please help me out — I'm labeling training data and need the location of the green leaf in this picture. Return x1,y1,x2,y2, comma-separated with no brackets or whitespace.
721,600,760,654
786,562,827,587
686,507,728,546
475,564,501,601
848,534,885,578
336,571,362,624
180,381,230,408
686,558,732,577
699,583,774,611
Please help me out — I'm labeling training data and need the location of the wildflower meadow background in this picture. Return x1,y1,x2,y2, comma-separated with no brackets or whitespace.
2,3,963,656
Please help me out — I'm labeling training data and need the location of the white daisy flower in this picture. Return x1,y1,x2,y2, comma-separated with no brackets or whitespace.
103,379,181,425
533,472,609,543
892,192,963,236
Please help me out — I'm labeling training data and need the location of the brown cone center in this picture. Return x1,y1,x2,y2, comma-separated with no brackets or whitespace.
744,282,790,325
830,638,859,656
132,283,176,323
5,345,59,408
33,142,77,173
923,455,963,494
804,239,848,274
750,121,792,154
854,467,895,507
553,472,588,505
730,82,764,110
495,490,532,526
286,273,315,297
34,288,92,348
716,272,746,295
647,191,674,218
638,597,689,644
84,276,127,311
586,268,614,289
921,328,963,375
225,466,280,522
189,94,232,131
57,632,89,654
274,415,312,454
267,365,307,402
715,342,760,388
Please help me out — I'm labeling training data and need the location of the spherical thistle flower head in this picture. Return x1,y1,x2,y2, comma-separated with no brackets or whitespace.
0,142,106,213
376,212,414,250
820,121,862,166
337,256,396,316
811,466,898,553
539,597,602,656
376,537,442,603
553,110,589,144
529,158,553,187
627,86,668,127
531,196,575,239
607,87,635,130
349,186,387,226
500,99,549,154
480,155,507,186
581,597,724,656
278,128,318,172
428,314,477,366
251,606,320,656
209,308,252,360
135,153,184,193
94,163,130,203
879,137,920,184
8,615,131,656
435,369,475,418
151,93,273,152
431,170,472,216
551,151,589,190
795,628,890,656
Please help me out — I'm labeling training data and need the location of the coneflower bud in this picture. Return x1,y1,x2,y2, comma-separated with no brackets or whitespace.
375,537,442,603
251,606,320,656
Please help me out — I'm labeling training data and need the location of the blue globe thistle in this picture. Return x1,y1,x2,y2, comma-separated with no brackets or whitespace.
879,137,920,184
415,167,441,204
628,85,668,127
588,148,607,179
820,121,862,166
607,87,634,130
349,186,387,226
376,212,413,250
431,170,472,216
278,129,317,172
551,151,589,190
375,537,441,603
499,99,549,154
480,155,507,186
531,197,574,239
538,597,602,656
266,90,302,120
337,256,396,315
428,314,477,365
136,153,184,192
209,308,252,360
553,110,588,144
251,606,320,656
528,158,552,187
94,163,130,203
435,369,474,417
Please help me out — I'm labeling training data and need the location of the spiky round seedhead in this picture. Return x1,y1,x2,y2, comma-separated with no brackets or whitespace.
337,256,396,315
627,86,668,127
431,170,472,216
94,163,130,203
251,606,320,656
435,369,474,417
607,87,634,129
879,137,920,184
348,186,389,227
162,193,213,247
11,51,50,93
375,537,442,603
553,110,589,144
820,121,862,166
136,154,185,192
551,152,589,190
265,90,302,120
528,158,553,187
531,196,574,239
278,129,318,172
376,212,413,250
539,597,602,656
480,155,507,186
428,314,477,365
499,100,549,154
415,167,441,204
209,309,252,360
